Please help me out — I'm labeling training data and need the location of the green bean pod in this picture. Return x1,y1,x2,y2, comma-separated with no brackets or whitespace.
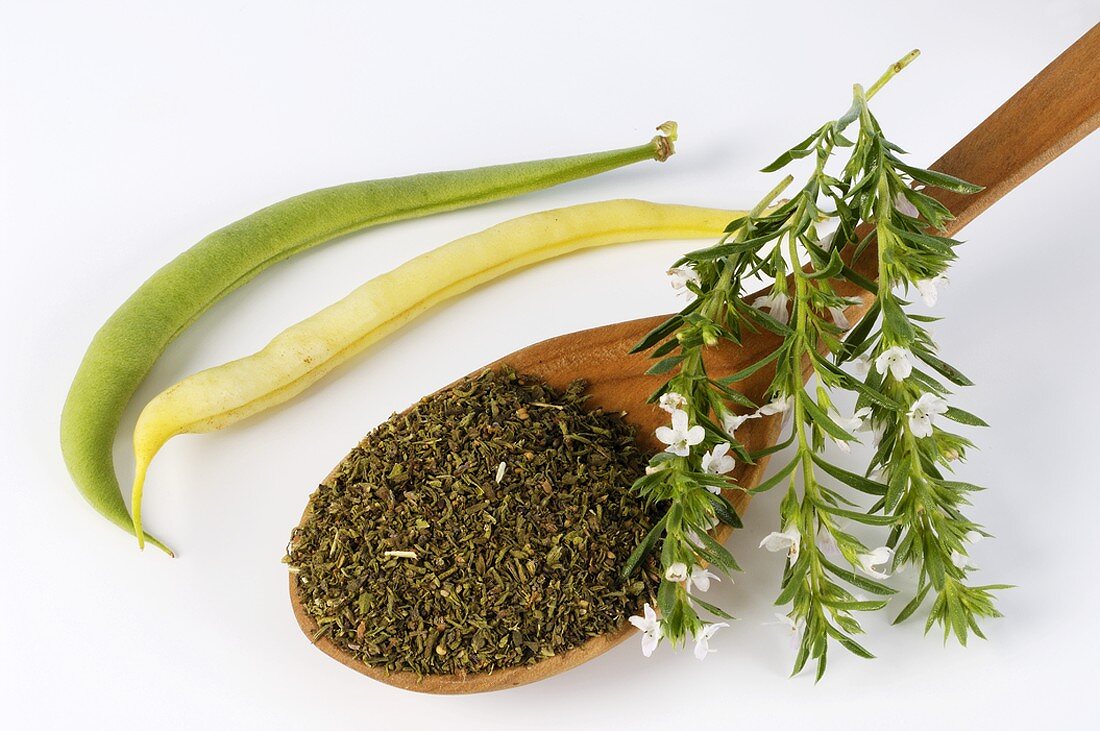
61,125,677,554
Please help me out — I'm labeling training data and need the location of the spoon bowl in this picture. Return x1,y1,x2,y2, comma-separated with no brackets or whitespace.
289,311,790,693
291,24,1100,693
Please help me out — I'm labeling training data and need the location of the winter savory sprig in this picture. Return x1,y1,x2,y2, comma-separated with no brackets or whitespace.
625,51,1006,677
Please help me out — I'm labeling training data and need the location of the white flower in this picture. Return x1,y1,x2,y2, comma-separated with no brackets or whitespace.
951,530,983,568
767,612,804,650
829,306,852,330
664,562,689,583
857,546,894,578
691,510,721,534
693,622,729,660
628,603,663,657
875,346,913,381
817,528,841,559
836,406,873,433
644,462,667,476
915,275,948,307
853,352,873,378
894,192,919,218
772,612,804,636
828,297,862,331
658,391,687,413
667,266,700,299
907,392,948,439
688,566,721,593
655,409,705,457
752,291,791,324
701,443,736,478
831,406,873,453
870,419,888,448
759,525,801,563
757,395,793,416
722,411,754,435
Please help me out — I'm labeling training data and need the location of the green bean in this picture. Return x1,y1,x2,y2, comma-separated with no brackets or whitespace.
61,124,677,554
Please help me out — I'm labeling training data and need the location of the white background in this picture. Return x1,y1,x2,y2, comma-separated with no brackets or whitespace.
2,1,1098,728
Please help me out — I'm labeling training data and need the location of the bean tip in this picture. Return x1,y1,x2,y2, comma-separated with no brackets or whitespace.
653,121,678,162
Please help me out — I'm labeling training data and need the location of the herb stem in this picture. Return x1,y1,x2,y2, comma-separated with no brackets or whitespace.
866,50,921,100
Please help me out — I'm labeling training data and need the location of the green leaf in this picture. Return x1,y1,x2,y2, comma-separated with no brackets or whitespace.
944,406,988,427
838,299,881,361
839,263,879,294
622,515,667,578
690,528,742,573
841,371,904,410
704,379,759,409
814,502,897,526
820,557,898,595
734,296,791,336
749,433,795,461
888,223,962,254
650,338,681,358
761,145,816,173
801,397,856,443
914,349,974,387
834,633,876,659
631,312,686,354
892,582,931,625
792,633,810,677
805,249,845,280
894,161,984,194
882,139,909,155
885,457,910,512
706,492,743,528
775,556,809,605
880,296,914,340
933,478,985,493
689,593,737,620
682,230,782,262
723,215,748,234
760,128,823,172
819,597,888,612
835,98,862,130
812,454,888,495
646,355,685,376
718,346,784,384
902,188,953,228
657,578,677,618
947,598,970,645
748,457,799,494
813,352,903,410
815,651,828,683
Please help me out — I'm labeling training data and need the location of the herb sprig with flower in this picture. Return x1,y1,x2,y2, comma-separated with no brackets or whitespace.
625,51,1008,678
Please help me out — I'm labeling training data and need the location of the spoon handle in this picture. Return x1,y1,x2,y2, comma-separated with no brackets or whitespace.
931,22,1100,236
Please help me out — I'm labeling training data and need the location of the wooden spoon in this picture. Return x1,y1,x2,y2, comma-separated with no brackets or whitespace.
291,24,1100,693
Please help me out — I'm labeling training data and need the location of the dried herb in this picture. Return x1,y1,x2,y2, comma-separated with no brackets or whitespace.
286,367,661,676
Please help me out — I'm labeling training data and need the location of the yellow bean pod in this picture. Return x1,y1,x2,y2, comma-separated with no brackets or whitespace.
130,199,743,544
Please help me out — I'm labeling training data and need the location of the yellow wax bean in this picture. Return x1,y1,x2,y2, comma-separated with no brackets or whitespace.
130,199,743,545
61,127,676,553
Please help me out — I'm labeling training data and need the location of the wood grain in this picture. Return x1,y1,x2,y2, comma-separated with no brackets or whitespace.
290,23,1100,693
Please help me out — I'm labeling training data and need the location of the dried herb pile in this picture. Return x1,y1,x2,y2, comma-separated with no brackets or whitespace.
287,367,660,676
